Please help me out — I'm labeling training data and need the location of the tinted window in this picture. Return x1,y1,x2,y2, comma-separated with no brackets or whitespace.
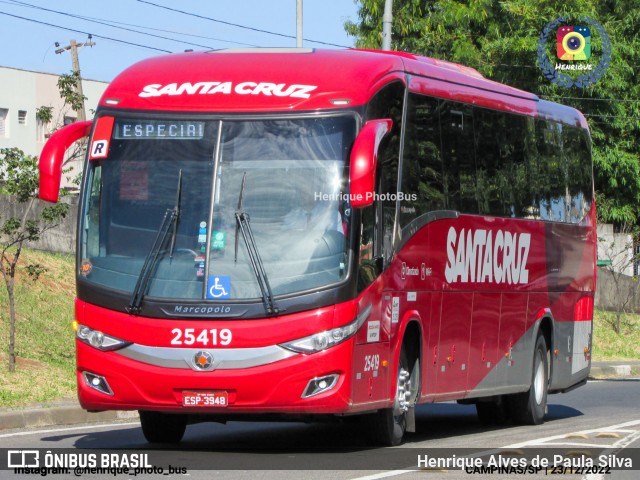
400,94,443,229
399,92,591,230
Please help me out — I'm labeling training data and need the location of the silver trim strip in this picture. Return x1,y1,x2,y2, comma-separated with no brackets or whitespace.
115,343,298,371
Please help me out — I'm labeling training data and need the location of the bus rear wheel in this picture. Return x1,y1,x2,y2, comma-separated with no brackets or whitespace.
366,349,411,446
506,333,549,425
139,411,187,444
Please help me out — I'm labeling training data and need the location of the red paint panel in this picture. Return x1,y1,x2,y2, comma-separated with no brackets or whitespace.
434,292,472,397
467,292,501,392
89,116,114,160
499,293,529,389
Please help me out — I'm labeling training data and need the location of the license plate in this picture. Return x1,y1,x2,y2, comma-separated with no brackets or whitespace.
182,391,228,407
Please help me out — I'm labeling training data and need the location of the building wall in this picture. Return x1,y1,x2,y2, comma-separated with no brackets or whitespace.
0,66,108,189
597,223,635,277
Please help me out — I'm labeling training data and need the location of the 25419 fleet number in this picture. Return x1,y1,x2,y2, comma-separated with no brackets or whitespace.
170,328,232,346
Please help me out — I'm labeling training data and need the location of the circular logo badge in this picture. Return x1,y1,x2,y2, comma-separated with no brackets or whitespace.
192,351,214,370
537,16,611,88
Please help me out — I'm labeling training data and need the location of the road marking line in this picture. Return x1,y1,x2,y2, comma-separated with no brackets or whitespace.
0,422,139,439
349,470,417,480
504,419,640,448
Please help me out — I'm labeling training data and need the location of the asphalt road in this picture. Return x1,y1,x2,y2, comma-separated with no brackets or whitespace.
1,378,639,479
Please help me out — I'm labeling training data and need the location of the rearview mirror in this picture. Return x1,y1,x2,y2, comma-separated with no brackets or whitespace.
39,121,92,203
349,119,392,208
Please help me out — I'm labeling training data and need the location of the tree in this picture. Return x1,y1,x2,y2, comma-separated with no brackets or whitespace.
1,70,88,371
345,0,640,225
0,148,69,371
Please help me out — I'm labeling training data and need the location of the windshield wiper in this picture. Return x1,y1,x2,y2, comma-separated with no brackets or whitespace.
127,170,182,315
234,173,280,315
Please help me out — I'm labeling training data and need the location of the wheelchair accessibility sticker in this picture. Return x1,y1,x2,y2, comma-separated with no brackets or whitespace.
207,276,231,299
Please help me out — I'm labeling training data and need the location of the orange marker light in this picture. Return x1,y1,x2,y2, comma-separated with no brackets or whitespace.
72,320,79,332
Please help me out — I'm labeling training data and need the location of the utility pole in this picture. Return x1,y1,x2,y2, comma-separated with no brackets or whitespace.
382,0,393,51
296,0,303,48
55,38,95,122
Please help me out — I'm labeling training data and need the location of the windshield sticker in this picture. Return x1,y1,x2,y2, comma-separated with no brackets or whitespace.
119,161,148,201
194,255,205,278
80,259,92,277
212,231,226,249
207,276,231,300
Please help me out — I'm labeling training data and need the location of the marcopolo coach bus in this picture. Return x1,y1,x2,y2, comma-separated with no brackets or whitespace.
39,48,595,446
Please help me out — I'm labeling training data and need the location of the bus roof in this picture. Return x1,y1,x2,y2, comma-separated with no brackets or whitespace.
99,48,587,129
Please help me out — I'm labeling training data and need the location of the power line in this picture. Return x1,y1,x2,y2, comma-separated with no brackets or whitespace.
583,113,640,120
541,95,640,103
136,0,350,48
3,0,257,49
68,15,257,48
0,10,171,53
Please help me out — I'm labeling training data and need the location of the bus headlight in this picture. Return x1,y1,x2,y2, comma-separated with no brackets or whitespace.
280,304,371,354
76,324,130,352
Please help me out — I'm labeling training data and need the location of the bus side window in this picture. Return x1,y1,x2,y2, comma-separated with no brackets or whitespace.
400,93,443,232
474,108,529,217
439,101,477,213
532,120,565,222
375,158,398,267
564,126,592,223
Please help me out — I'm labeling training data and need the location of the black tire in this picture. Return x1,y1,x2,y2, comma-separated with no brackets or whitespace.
475,399,508,426
506,334,549,425
139,411,187,444
365,349,410,446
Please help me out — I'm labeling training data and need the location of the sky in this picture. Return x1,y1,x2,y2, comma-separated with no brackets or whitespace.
0,0,359,82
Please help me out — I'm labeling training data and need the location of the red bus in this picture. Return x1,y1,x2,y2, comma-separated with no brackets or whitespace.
39,48,595,446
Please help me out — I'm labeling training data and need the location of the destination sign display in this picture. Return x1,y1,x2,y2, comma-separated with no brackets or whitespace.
113,120,205,140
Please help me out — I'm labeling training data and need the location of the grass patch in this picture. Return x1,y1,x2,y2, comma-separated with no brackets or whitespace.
592,309,640,361
0,247,637,408
0,248,76,408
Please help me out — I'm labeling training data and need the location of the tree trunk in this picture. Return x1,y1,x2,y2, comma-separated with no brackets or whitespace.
8,279,16,372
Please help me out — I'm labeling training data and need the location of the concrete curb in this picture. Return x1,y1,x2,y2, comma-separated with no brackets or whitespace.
588,364,635,379
0,403,138,432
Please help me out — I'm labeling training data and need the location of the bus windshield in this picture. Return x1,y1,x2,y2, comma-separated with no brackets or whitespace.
80,116,355,305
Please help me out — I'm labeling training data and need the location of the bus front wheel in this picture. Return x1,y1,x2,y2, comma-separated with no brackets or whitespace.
506,333,549,425
366,349,411,446
139,411,187,444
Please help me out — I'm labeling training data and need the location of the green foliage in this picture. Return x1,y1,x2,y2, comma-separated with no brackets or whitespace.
0,148,70,372
24,263,47,281
35,106,53,125
0,147,38,202
56,72,87,113
346,0,640,226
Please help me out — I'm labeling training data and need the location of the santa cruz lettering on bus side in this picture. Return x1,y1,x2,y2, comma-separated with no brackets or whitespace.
138,82,318,99
444,227,531,285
